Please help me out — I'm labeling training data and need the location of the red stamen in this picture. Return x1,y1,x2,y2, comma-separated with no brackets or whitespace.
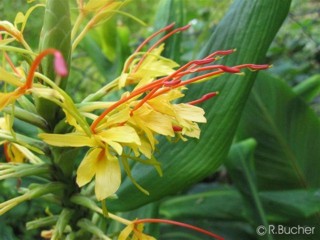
123,23,176,73
235,63,270,70
133,24,190,73
205,49,236,59
133,218,224,240
134,23,175,54
174,65,240,79
188,92,219,105
91,51,269,132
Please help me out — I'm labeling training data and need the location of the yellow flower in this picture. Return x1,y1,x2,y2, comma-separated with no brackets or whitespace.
119,222,156,240
39,125,141,201
119,44,179,89
0,117,43,163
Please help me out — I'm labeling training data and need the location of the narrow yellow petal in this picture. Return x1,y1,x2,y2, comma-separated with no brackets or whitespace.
39,132,95,147
0,92,19,110
99,126,141,145
12,143,43,164
118,224,134,240
95,155,121,201
107,141,123,155
0,67,24,87
174,103,207,123
8,144,24,163
76,148,100,187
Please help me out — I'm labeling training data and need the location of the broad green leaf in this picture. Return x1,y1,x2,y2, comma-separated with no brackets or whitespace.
260,189,320,222
225,139,272,240
160,186,247,221
293,74,320,103
237,72,320,190
109,0,291,211
160,187,320,239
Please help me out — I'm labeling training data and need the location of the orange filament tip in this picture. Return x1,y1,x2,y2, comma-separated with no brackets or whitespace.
188,92,219,105
236,64,270,70
249,64,270,70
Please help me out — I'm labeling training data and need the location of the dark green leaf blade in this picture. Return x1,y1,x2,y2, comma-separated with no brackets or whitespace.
237,72,320,190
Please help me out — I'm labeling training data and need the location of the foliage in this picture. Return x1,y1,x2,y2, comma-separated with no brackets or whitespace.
1,0,319,240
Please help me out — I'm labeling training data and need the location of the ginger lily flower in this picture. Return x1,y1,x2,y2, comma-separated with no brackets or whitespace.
39,125,141,201
40,23,270,201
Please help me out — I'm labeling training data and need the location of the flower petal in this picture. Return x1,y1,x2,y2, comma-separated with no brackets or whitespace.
39,132,96,147
99,126,140,145
76,148,100,187
95,154,121,201
174,103,207,123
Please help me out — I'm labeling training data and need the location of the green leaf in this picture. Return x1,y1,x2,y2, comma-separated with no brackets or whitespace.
109,0,291,212
160,186,247,221
225,139,272,240
260,189,320,222
237,72,320,190
293,74,320,103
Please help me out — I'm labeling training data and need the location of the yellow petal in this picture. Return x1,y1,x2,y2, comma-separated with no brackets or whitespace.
134,106,174,137
95,153,121,201
107,141,123,155
13,143,43,164
98,126,140,145
118,224,134,240
39,132,96,147
118,72,129,89
174,103,207,123
76,148,100,187
105,106,130,127
0,67,24,87
7,143,24,163
181,121,201,139
0,92,19,110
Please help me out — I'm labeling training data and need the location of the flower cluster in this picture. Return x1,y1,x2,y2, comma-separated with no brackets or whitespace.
0,1,270,239
39,24,268,201
1,19,269,202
